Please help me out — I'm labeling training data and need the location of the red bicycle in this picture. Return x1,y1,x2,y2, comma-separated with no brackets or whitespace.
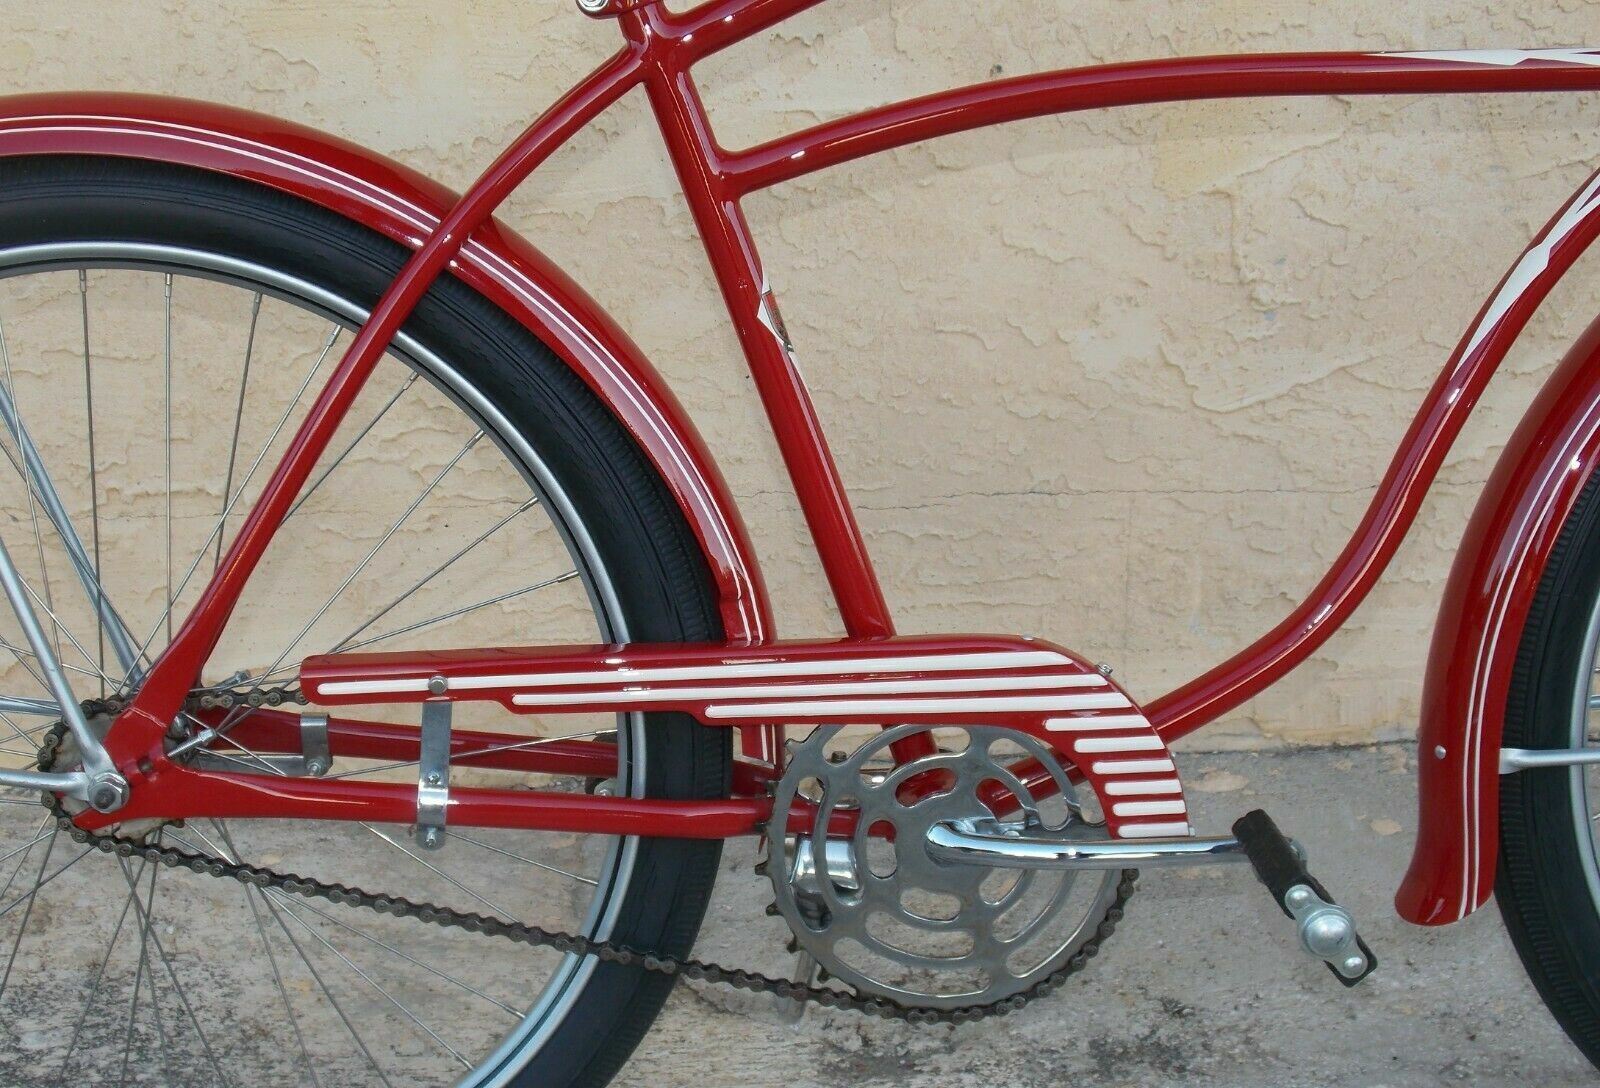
0,2,1597,1084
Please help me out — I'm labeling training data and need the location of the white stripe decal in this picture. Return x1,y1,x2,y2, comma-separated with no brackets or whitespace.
508,673,1093,708
1043,714,1151,732
1072,735,1165,754
703,692,1131,719
1103,779,1183,796
316,649,1080,697
1457,170,1600,360
1112,800,1188,818
1091,758,1176,776
1117,821,1192,839
1381,48,1600,68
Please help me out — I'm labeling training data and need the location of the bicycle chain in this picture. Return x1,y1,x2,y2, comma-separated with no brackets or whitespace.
38,694,1137,1025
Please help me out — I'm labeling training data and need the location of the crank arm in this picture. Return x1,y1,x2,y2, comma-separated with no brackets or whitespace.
924,816,1248,869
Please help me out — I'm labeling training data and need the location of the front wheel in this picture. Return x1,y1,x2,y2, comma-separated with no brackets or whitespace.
1497,469,1600,1070
0,156,728,1088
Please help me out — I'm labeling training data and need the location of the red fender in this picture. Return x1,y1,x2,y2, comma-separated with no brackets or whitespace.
1399,252,1600,924
0,92,779,755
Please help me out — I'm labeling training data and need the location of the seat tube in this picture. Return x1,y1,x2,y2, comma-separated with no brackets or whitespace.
634,25,895,644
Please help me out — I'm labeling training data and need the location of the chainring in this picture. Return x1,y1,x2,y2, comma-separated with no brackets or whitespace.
766,724,1133,1010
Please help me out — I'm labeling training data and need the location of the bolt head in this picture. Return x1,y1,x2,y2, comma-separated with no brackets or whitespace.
1434,745,1447,760
87,773,129,814
421,827,442,847
425,772,442,787
427,675,448,696
305,759,328,777
1342,954,1367,975
1284,885,1314,910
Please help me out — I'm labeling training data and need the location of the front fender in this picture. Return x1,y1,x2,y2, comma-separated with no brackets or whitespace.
0,92,772,653
1399,308,1600,925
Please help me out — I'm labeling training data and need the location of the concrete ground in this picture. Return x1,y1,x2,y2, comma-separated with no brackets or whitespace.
621,743,1595,1088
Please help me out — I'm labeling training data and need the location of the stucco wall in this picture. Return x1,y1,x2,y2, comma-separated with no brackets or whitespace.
6,1,1599,748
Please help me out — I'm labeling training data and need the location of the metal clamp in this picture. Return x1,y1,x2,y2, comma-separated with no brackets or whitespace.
1283,883,1368,980
189,712,332,778
415,690,452,850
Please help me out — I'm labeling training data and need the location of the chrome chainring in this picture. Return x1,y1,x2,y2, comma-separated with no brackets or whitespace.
766,724,1128,1009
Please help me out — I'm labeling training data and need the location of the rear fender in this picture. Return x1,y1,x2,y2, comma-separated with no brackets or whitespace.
0,92,778,758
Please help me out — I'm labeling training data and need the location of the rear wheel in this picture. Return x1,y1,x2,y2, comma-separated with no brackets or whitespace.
1497,469,1600,1071
0,156,728,1087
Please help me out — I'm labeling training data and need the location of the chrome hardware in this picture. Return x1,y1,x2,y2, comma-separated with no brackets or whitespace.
87,771,130,814
1283,883,1368,979
925,816,1247,870
1499,746,1600,773
300,713,331,777
0,531,118,787
789,835,861,895
190,712,332,778
415,699,452,849
766,724,1124,1008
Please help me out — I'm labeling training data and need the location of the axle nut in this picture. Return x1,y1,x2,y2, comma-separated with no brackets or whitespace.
87,772,129,814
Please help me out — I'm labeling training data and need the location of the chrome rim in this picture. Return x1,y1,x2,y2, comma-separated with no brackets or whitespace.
0,243,644,1087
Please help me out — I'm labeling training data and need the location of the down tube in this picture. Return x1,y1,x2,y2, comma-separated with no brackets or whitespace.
110,47,647,768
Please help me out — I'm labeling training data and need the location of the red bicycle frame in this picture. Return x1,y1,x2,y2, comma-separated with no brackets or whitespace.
10,1,1600,928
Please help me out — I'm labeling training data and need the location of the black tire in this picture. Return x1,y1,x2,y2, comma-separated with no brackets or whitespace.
1498,468,1600,1071
0,155,729,1088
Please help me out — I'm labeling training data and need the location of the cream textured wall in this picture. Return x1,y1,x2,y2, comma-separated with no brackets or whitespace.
7,1,1599,749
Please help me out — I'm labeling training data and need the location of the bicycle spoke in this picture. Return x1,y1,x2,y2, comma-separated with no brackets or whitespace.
321,728,610,781
59,862,140,1080
164,273,174,645
450,829,599,887
116,854,161,1086
200,822,322,1088
78,271,105,693
338,570,579,655
0,339,138,678
110,853,231,1088
0,631,109,685
360,823,519,921
329,497,539,654
265,429,484,674
0,844,90,922
286,371,420,522
269,887,469,1072
0,308,63,666
130,324,342,674
265,889,523,1018
258,887,399,1087
215,292,263,573
0,822,58,1002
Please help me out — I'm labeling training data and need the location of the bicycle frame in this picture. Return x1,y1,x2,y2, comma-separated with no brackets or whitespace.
5,0,1600,927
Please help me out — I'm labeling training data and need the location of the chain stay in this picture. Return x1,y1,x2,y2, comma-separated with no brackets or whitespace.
39,698,1135,1024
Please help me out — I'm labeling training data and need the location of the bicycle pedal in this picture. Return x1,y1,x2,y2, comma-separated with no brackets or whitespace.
1232,809,1377,987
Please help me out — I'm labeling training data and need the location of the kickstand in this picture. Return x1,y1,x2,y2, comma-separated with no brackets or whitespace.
775,951,818,1024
